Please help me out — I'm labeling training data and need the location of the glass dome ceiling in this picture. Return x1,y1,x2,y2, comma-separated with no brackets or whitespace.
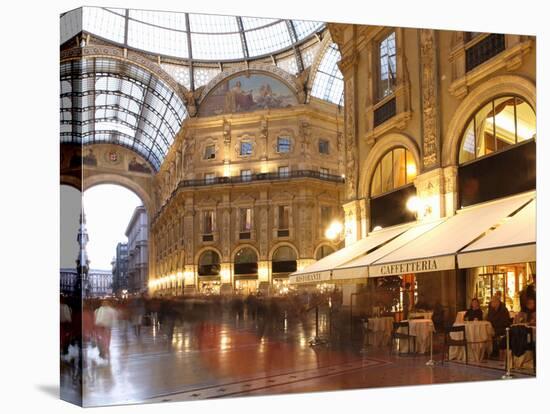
60,58,188,171
60,7,324,62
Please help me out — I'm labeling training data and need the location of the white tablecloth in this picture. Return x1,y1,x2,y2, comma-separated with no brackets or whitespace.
397,319,434,354
449,321,494,362
365,316,394,347
409,311,433,320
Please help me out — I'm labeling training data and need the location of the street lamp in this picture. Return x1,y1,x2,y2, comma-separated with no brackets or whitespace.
406,195,432,219
324,220,344,240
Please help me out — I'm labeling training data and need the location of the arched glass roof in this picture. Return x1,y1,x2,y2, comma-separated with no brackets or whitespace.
60,57,187,171
60,7,324,62
310,43,344,106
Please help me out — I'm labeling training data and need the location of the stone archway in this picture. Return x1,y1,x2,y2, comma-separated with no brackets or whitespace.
358,132,422,199
83,173,154,214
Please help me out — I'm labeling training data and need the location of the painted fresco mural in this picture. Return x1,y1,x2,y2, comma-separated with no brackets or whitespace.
199,73,298,116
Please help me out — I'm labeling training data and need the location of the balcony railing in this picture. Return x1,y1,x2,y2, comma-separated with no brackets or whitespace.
373,97,397,128
180,169,344,188
465,34,506,72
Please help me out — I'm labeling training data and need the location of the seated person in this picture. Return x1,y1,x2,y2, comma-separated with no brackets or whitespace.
464,298,483,321
514,297,536,325
487,294,511,358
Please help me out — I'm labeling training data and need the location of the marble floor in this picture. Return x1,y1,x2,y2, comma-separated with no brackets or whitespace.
60,307,533,407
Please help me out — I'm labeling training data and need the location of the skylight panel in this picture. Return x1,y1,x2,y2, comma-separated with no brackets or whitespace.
82,7,125,43
128,20,188,58
189,14,239,33
245,21,292,56
129,9,187,30
291,20,323,40
191,33,244,60
240,17,279,30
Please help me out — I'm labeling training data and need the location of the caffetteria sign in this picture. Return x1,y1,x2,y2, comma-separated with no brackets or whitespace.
289,271,331,284
369,255,455,277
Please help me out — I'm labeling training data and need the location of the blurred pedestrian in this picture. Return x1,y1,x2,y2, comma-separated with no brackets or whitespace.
94,299,118,358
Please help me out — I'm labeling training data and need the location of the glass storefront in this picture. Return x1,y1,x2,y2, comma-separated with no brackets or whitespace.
199,279,221,295
472,262,536,312
235,278,258,295
272,278,290,295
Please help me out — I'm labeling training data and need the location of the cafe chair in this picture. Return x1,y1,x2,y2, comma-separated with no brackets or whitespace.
391,321,416,355
442,325,468,364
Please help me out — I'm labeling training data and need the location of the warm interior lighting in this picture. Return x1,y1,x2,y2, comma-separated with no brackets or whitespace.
406,162,417,177
372,225,383,231
325,220,343,240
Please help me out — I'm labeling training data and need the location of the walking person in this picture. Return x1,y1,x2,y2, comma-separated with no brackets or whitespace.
94,299,118,359
130,296,146,337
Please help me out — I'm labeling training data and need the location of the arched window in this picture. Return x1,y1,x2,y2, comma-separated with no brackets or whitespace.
370,147,417,197
459,96,536,164
315,245,335,260
272,246,297,274
198,250,220,276
234,247,258,275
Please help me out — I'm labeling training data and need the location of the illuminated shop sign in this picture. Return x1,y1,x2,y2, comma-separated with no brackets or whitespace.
290,272,330,284
370,257,453,277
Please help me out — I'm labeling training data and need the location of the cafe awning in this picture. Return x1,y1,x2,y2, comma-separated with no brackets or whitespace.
368,191,535,277
289,222,413,285
332,219,445,280
457,198,536,268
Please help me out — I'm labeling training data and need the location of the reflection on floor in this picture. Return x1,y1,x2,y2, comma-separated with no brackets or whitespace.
60,308,533,407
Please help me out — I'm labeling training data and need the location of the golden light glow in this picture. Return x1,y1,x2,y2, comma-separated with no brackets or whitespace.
372,225,383,231
406,196,422,213
220,267,231,283
258,263,269,281
406,162,417,177
223,161,231,177
325,220,343,240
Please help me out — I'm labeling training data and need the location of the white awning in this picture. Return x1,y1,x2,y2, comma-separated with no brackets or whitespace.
457,198,536,268
289,222,412,285
368,191,535,277
332,219,445,280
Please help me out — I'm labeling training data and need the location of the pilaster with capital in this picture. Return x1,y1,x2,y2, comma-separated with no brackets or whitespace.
420,29,441,169
343,200,362,246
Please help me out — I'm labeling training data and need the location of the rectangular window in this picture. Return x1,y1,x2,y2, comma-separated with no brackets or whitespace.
204,144,216,159
240,169,252,182
377,31,397,101
240,141,253,156
319,139,330,154
278,205,290,229
205,172,215,184
277,136,291,153
203,210,214,234
320,167,329,178
240,208,252,232
278,166,290,177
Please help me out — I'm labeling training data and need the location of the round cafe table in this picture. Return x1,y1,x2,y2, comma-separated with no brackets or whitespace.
365,316,394,347
397,319,434,354
449,321,494,362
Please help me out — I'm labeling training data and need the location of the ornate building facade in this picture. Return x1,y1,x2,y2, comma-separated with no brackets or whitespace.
150,100,344,295
126,206,149,294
